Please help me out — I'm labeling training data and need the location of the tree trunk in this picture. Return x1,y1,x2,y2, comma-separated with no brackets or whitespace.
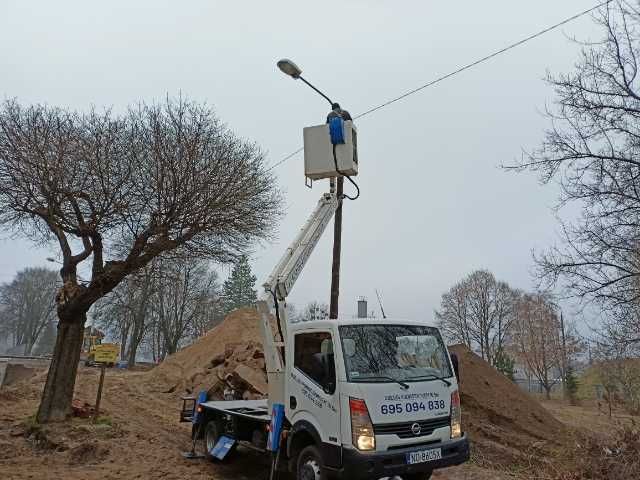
127,342,137,368
120,328,128,360
544,385,551,400
165,338,178,356
36,316,85,423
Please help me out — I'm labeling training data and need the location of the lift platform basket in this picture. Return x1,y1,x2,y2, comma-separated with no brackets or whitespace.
303,121,358,180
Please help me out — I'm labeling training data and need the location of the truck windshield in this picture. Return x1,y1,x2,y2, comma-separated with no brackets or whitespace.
339,325,452,383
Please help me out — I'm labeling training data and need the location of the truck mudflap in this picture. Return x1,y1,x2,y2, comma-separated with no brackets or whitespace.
334,434,469,480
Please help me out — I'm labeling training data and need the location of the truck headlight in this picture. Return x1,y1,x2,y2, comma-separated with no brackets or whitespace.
450,390,462,439
349,397,375,451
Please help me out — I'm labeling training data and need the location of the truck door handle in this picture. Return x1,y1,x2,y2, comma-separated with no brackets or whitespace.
290,396,297,410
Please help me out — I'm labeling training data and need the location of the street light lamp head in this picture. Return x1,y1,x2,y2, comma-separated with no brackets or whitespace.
277,58,334,106
277,58,302,79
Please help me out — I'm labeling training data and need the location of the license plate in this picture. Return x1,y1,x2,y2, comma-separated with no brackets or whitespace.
406,448,442,465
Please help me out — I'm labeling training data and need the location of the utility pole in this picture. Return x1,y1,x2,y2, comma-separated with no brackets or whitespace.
329,177,343,319
277,59,355,320
559,309,568,399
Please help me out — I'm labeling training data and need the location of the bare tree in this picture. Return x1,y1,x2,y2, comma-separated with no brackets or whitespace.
596,358,619,417
435,282,472,347
594,337,640,415
507,2,640,322
0,98,280,422
435,270,518,365
0,267,58,355
189,268,223,338
96,256,221,364
511,293,563,399
150,257,217,358
33,320,57,356
93,264,155,367
296,301,329,322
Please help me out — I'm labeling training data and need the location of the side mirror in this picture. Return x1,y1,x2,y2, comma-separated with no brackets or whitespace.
312,353,336,394
450,352,460,380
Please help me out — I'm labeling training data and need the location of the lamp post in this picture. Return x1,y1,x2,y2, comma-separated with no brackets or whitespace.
277,58,345,320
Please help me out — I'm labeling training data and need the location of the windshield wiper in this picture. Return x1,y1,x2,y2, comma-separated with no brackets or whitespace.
405,374,451,387
353,375,410,390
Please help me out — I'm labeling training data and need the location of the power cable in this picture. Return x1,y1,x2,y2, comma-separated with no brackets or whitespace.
332,144,360,200
353,0,612,120
266,147,303,173
266,0,612,172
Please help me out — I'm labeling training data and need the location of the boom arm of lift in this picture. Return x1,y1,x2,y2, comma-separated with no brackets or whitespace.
256,190,339,406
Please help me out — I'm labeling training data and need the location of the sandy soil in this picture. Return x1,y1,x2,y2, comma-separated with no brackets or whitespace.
540,398,638,437
448,345,568,469
0,366,270,480
0,312,584,480
0,366,511,480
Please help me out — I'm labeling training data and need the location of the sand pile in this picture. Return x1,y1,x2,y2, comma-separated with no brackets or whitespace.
0,366,273,479
146,310,567,466
145,307,269,399
450,344,568,466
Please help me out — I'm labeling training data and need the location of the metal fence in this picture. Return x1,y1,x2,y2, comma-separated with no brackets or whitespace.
513,378,564,397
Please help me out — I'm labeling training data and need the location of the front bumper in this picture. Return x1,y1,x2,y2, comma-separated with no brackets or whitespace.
335,434,469,480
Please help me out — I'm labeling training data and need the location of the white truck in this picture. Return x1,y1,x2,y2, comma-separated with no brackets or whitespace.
180,117,469,480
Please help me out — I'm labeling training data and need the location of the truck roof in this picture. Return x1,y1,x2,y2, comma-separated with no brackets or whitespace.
288,317,439,331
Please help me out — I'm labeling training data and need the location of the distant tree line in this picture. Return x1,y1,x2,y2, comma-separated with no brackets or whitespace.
289,301,329,323
0,255,259,365
0,267,59,355
504,2,640,412
94,254,258,365
435,269,583,400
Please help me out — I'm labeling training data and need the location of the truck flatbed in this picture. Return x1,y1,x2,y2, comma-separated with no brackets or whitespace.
200,399,271,423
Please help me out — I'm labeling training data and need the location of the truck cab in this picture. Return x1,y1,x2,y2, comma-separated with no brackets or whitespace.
285,317,469,480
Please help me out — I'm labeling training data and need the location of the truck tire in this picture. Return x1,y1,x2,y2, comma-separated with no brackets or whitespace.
403,473,432,480
203,420,236,462
296,445,327,480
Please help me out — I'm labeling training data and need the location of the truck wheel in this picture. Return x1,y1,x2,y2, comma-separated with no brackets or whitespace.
403,473,432,480
296,445,327,480
203,420,236,462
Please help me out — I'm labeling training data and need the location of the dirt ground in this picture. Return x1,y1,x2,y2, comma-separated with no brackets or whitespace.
540,398,638,437
0,367,271,480
0,366,511,480
4,371,633,480
0,312,627,479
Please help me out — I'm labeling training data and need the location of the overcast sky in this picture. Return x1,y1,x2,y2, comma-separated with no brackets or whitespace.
0,1,604,324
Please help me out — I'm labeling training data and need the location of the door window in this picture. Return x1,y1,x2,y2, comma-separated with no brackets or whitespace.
294,332,336,393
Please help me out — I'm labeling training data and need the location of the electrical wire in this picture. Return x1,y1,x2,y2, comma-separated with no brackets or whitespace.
332,144,360,201
353,0,612,120
266,0,612,172
266,147,303,173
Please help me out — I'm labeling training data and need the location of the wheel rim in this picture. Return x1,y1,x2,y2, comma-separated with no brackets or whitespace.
300,457,321,480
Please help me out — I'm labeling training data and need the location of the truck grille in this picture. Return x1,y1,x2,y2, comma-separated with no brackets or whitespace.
373,416,450,438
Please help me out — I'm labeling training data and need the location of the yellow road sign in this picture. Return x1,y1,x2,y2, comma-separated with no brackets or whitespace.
93,344,119,363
